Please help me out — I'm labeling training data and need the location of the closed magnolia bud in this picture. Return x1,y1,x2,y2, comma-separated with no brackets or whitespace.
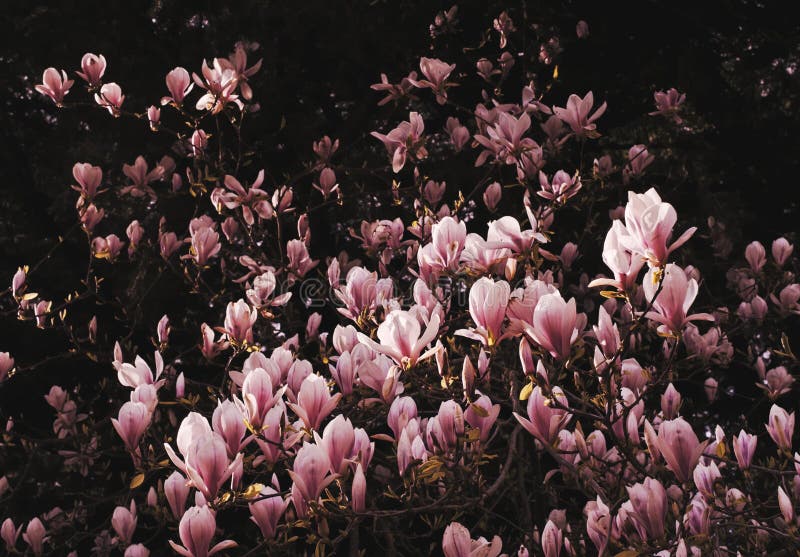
772,237,794,267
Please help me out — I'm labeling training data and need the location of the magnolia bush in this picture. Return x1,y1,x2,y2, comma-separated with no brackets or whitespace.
1,6,799,557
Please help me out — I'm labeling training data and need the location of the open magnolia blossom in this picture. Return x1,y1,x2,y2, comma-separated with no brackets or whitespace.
357,309,441,369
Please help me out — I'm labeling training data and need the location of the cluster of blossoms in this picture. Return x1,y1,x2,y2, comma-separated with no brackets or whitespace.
2,6,798,557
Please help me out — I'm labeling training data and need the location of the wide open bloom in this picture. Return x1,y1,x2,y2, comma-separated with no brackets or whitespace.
642,264,713,336
371,111,427,172
552,91,607,138
357,309,441,369
211,170,273,225
649,88,685,122
514,386,571,446
621,187,696,268
409,57,456,105
193,58,241,113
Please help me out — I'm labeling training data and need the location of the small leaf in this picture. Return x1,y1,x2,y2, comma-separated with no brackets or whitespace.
129,473,145,489
519,381,534,401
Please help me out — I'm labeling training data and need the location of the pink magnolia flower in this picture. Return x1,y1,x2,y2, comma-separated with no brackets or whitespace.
164,413,243,501
161,67,194,106
2,518,22,552
211,170,273,226
626,477,667,539
313,167,339,199
552,91,607,138
313,135,340,165
121,156,165,200
759,366,795,400
169,505,236,557
732,430,757,470
91,234,125,262
190,129,208,158
370,71,418,106
351,463,367,512
160,230,181,259
772,237,794,267
249,480,288,539
745,241,767,273
165,471,190,519
541,520,563,557
487,215,547,254
493,10,515,48
584,497,610,554
474,111,539,167
513,386,571,446
94,82,124,116
286,239,318,279
538,170,582,205
771,283,800,316
78,201,103,229
287,374,342,431
316,414,356,475
223,299,257,347
0,352,13,384
445,117,470,152
72,163,103,201
288,442,337,509
246,271,292,310
576,20,590,39
622,144,654,183
465,393,500,444
76,53,106,87
238,367,285,432
621,187,696,268
442,521,503,557
111,401,152,462
455,277,510,347
693,461,721,499
125,544,150,557
35,68,73,106
649,88,686,122
111,501,137,545
371,111,427,172
766,404,795,451
643,264,713,336
193,59,241,114
357,309,441,369
483,182,502,212
523,293,580,360
418,216,467,275
423,179,447,205
212,400,248,458
227,42,263,100
656,417,708,482
409,57,456,105
185,221,221,267
23,518,47,556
